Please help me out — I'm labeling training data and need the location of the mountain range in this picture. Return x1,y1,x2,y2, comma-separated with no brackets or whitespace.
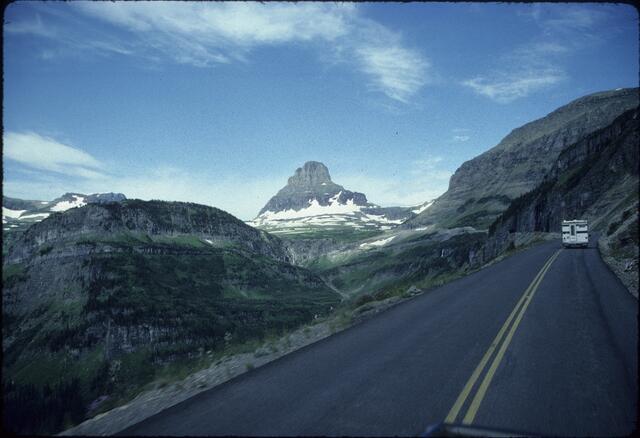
3,192,126,231
3,86,638,435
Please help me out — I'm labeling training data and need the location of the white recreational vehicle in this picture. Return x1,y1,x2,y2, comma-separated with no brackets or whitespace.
562,220,589,248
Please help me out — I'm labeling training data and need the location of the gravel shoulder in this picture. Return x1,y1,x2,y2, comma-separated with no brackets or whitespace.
598,237,638,299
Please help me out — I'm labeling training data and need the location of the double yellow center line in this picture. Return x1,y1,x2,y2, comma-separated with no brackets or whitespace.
445,249,562,425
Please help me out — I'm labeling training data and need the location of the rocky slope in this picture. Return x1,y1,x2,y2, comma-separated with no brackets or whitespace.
485,108,639,290
3,199,339,434
249,161,419,233
405,87,639,230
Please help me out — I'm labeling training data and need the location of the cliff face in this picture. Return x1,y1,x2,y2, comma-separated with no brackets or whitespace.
485,109,639,258
406,88,639,230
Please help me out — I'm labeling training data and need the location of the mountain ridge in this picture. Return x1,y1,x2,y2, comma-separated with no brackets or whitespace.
404,87,639,230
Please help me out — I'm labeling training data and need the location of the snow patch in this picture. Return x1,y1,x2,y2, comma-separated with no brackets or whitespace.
250,191,411,232
3,207,26,219
51,195,86,212
363,213,403,224
19,213,50,220
254,195,362,224
360,236,395,248
412,200,434,215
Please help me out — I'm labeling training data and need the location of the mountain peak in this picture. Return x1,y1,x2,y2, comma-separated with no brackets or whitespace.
257,161,368,216
287,161,332,187
250,160,419,231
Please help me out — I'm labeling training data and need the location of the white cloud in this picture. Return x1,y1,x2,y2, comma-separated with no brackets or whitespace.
3,132,107,179
2,132,288,220
11,2,429,103
73,2,353,68
452,135,470,142
4,14,57,38
6,13,133,61
3,164,287,221
462,33,569,103
356,45,429,103
534,6,605,34
462,70,566,103
78,2,352,44
73,3,344,63
462,47,567,103
462,4,610,103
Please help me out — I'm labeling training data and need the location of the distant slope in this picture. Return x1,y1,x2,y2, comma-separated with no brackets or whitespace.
3,192,126,235
3,199,340,435
308,228,486,298
405,87,639,230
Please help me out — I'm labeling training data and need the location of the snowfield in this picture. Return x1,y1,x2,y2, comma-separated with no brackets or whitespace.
255,193,363,223
3,207,27,219
51,195,86,212
18,213,51,220
359,236,396,248
249,192,414,232
412,200,434,215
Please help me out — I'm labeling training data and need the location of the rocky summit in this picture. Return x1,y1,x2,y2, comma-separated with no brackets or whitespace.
259,161,369,214
250,161,419,234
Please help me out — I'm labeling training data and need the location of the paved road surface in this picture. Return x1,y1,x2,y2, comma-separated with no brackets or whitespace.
121,238,637,436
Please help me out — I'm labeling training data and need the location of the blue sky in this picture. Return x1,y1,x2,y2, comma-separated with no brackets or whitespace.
3,1,638,220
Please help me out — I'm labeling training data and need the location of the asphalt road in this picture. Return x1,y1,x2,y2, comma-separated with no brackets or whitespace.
120,238,637,436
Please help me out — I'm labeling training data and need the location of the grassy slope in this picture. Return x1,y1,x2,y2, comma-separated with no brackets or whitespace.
308,231,487,300
267,227,384,242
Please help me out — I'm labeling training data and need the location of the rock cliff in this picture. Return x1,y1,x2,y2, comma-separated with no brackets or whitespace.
485,108,639,260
